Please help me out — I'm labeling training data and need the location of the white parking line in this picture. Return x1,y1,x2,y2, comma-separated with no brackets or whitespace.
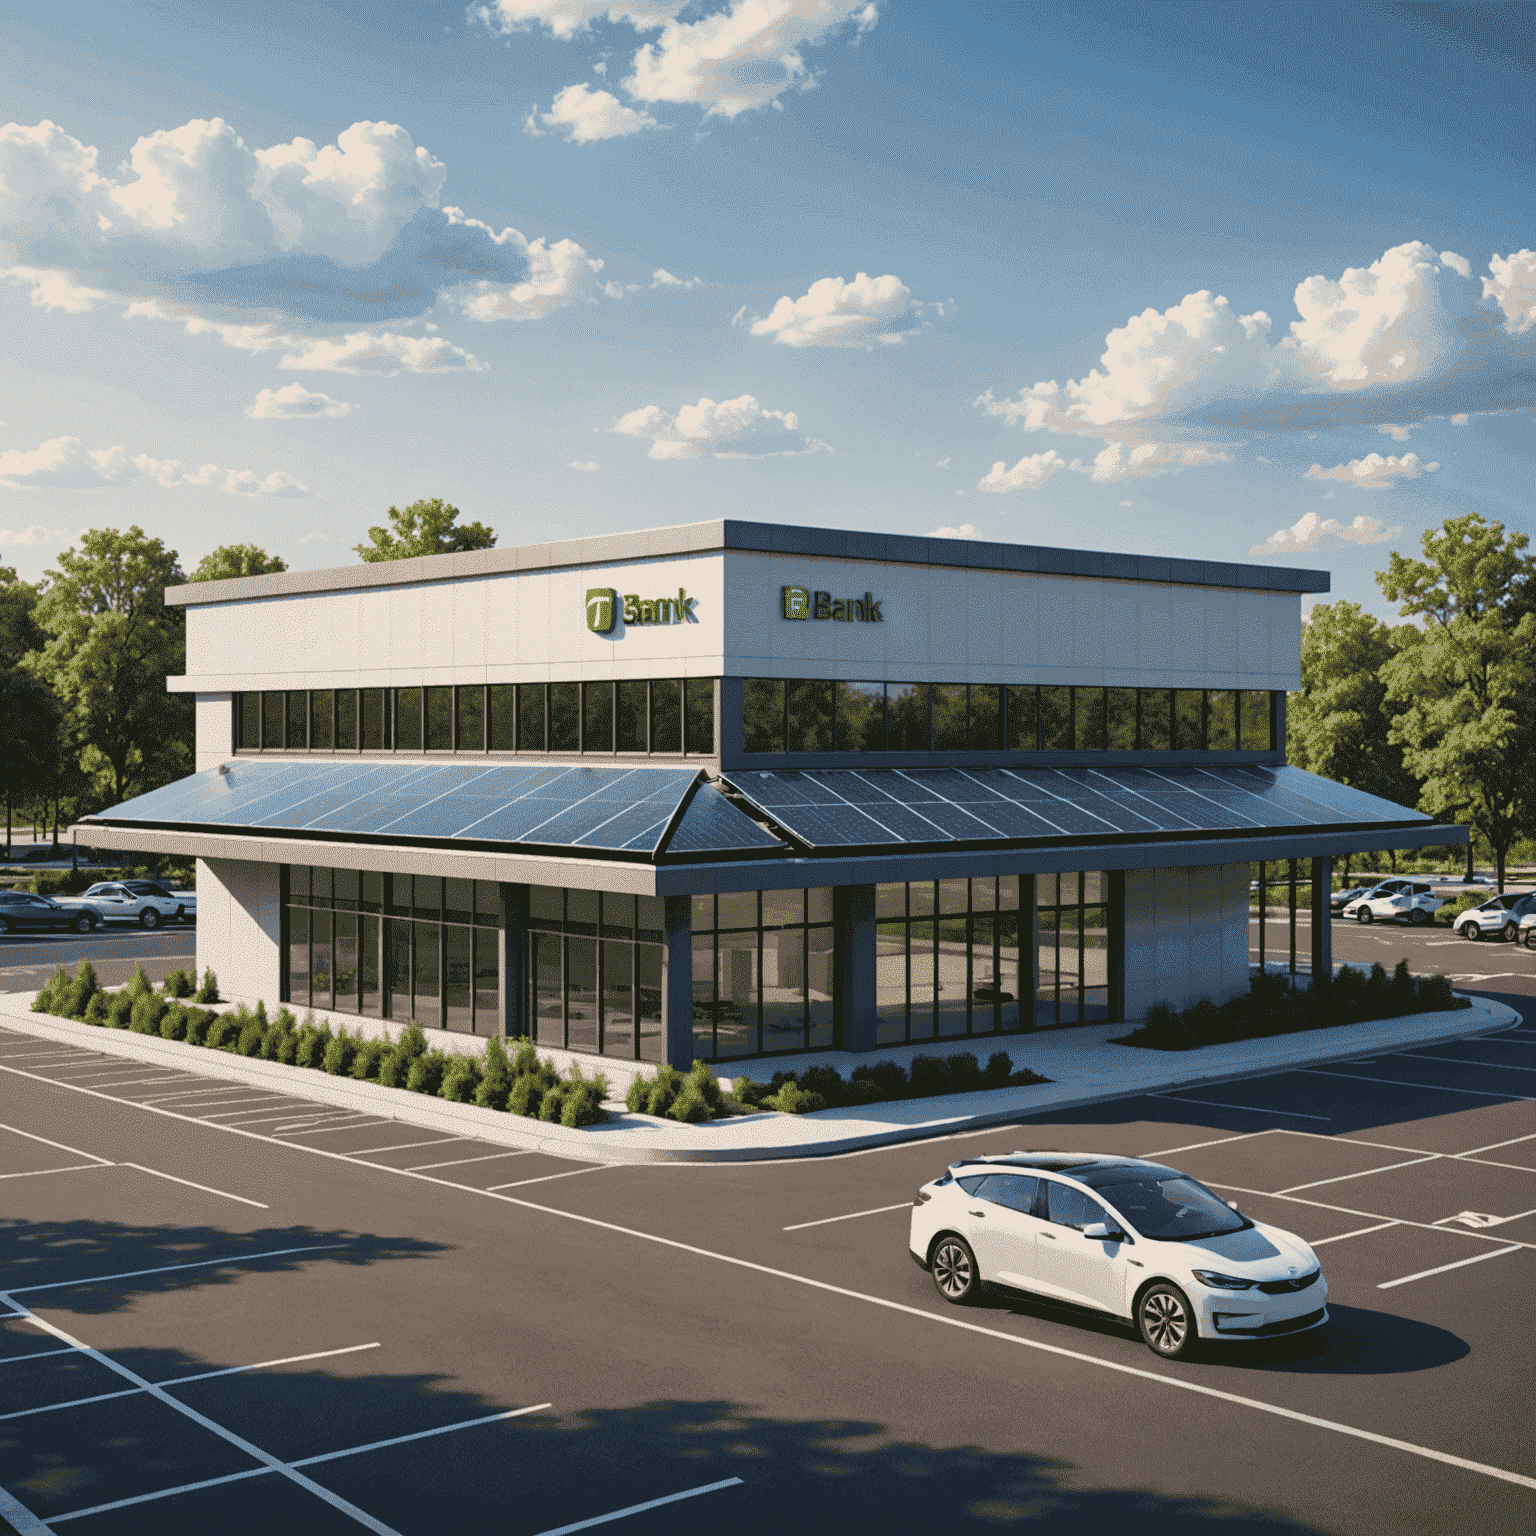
121,1162,269,1209
1277,1154,1443,1195
1153,1094,1331,1121
1458,1131,1536,1156
0,1481,52,1536
1138,1132,1269,1158
0,1121,112,1165
139,1086,263,1104
409,1150,532,1172
1301,1069,1533,1101
783,1202,912,1232
1398,1053,1536,1074
342,1137,470,1157
529,1477,745,1536
5,1243,345,1298
1309,1220,1400,1247
272,1117,387,1136
0,1164,114,1181
1376,1246,1524,1290
10,1054,1536,1493
485,1167,602,1191
0,1346,79,1366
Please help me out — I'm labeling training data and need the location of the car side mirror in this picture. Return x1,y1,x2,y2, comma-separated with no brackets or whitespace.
1083,1221,1124,1242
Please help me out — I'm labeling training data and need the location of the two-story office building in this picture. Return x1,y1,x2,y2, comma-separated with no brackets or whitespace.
77,519,1458,1073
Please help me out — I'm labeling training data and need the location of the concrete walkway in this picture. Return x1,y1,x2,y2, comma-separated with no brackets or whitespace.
0,988,1519,1165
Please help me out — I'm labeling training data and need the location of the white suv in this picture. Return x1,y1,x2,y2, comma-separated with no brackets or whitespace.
1341,879,1442,927
911,1151,1326,1359
60,880,197,928
1456,892,1536,943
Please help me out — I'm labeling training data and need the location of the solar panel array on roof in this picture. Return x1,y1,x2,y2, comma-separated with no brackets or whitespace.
87,761,700,854
664,784,788,855
719,765,1428,851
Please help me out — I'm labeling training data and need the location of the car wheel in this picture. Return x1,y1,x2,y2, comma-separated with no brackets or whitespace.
1524,931,1536,951
73,913,95,934
0,916,9,936
1409,908,1428,926
1501,924,1517,943
930,1236,980,1305
1356,908,1373,924
1137,1283,1197,1360
1459,922,1479,941
139,908,160,930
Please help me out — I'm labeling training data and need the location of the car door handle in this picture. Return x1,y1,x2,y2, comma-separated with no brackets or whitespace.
968,1209,986,1217
1039,1231,1057,1240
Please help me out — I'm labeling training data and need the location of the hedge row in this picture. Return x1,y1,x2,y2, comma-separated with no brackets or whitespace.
1114,961,1467,1052
30,962,607,1127
625,1049,1050,1120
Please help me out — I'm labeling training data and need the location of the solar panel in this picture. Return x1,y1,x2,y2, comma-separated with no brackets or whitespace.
662,785,787,854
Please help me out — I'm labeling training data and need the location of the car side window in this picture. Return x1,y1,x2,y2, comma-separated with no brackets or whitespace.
1046,1181,1107,1231
145,884,170,897
956,1174,988,1196
974,1173,1038,1214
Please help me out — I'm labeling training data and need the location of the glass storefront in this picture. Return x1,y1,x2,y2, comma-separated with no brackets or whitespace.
1036,872,1110,1026
527,886,666,1061
875,878,1022,1045
691,889,835,1059
283,867,501,1034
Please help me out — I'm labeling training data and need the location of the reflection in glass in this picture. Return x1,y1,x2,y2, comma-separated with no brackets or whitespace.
807,925,835,1050
787,679,833,752
444,878,472,925
565,937,597,1052
426,687,453,751
362,689,384,751
617,680,648,752
311,909,332,1008
584,681,614,753
566,888,598,936
263,691,284,749
1006,684,1037,750
638,945,664,1061
1207,689,1236,750
475,879,500,926
762,926,805,1046
360,914,381,1017
287,691,308,750
602,891,635,941
489,684,515,751
395,689,421,751
240,692,259,750
549,682,579,751
517,684,546,752
445,925,473,1032
692,930,716,1059
534,931,563,1046
456,686,485,752
807,887,833,924
685,678,714,753
909,919,936,1039
336,689,358,751
887,684,928,751
601,940,634,1057
334,868,358,911
528,884,562,929
1173,689,1204,750
413,922,439,1026
875,915,907,1046
1040,686,1072,750
310,690,333,750
717,890,757,930
637,895,665,945
1074,687,1107,750
413,876,440,923
743,678,785,753
386,917,411,1020
932,684,966,751
1107,687,1137,750
1240,689,1271,751
836,681,884,751
474,928,499,1034
716,929,757,1057
761,888,802,928
970,685,1002,751
1139,688,1171,751
651,680,682,754
288,906,309,1005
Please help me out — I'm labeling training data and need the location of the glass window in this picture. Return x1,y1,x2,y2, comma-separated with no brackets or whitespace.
333,911,358,1012
361,871,382,913
718,890,757,930
617,680,648,752
692,928,716,1060
412,875,440,924
601,939,635,1057
475,880,500,926
336,689,358,751
444,878,473,925
445,925,473,1032
286,691,308,750
425,686,453,751
762,925,804,1047
836,682,885,752
807,887,833,924
1139,688,1171,751
1096,1177,1245,1240
534,930,563,1046
807,923,835,1050
1073,687,1107,750
549,682,579,751
1240,690,1271,751
1046,1181,1106,1230
387,872,410,919
637,895,665,945
651,680,682,754
517,683,547,752
1107,688,1137,751
240,693,259,750
456,686,485,752
691,893,714,932
413,922,440,1026
787,680,833,752
602,890,635,940
686,678,715,754
386,917,411,1019
1006,685,1037,751
334,868,358,910
1173,689,1204,750
360,914,381,1017
310,690,333,750
638,945,663,1062
311,867,332,906
932,684,966,751
887,684,929,751
395,688,422,751
290,864,310,902
288,905,309,1003
970,685,1002,752
743,679,785,753
1040,686,1072,750
566,887,599,936
528,884,562,930
311,909,332,1008
489,684,515,750
262,691,284,749
977,1173,1038,1213
361,689,385,751
1206,689,1236,751
762,888,803,928
474,928,499,1035
876,882,905,919
583,681,614,753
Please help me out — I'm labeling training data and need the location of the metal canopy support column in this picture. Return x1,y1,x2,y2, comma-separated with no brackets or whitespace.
835,884,877,1053
1107,870,1126,1023
663,894,695,1071
1311,855,1331,986
1288,859,1298,976
499,883,526,1039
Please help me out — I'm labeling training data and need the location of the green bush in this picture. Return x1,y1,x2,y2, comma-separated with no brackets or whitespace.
474,1037,513,1110
507,1073,544,1119
203,1009,240,1051
559,1067,608,1127
644,1064,685,1117
183,1008,212,1046
31,963,70,1014
130,993,169,1035
125,965,154,1001
731,1074,768,1109
105,990,134,1029
322,1030,359,1076
908,1054,951,1097
262,1008,298,1062
439,1055,483,1103
406,1050,448,1096
1435,890,1490,926
158,1003,189,1041
194,968,219,1003
378,1021,428,1088
947,1052,983,1093
161,968,195,999
538,1081,568,1122
767,1080,826,1114
236,1016,268,1057
510,1038,540,1077
350,1038,390,1081
83,990,109,1026
984,1051,1012,1088
295,1020,331,1069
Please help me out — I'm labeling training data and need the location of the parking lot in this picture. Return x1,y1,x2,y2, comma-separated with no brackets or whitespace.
1,981,1532,1534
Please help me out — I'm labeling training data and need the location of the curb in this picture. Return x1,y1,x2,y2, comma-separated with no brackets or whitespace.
0,992,1519,1165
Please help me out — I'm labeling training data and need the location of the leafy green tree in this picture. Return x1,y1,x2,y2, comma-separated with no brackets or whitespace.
354,498,496,562
0,667,61,855
1378,513,1536,892
189,544,289,582
31,527,193,809
0,566,44,669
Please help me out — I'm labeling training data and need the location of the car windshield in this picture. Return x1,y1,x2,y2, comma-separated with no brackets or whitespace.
1097,1177,1249,1241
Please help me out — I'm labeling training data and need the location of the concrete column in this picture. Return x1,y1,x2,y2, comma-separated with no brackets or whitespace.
835,884,877,1052
1310,855,1331,984
1027,878,1040,1029
1107,870,1126,1022
663,894,695,1070
499,883,527,1039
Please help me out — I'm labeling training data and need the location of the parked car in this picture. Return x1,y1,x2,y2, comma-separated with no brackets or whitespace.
57,880,197,929
1520,910,1536,951
0,890,106,935
911,1150,1326,1360
1329,885,1371,915
1456,891,1536,942
1341,879,1443,926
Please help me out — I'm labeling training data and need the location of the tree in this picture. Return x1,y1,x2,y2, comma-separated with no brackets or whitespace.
1378,513,1536,892
354,498,496,562
0,667,61,855
0,565,44,669
189,544,289,582
31,527,193,810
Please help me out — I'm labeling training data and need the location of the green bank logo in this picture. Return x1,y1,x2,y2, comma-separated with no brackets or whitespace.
782,585,883,623
586,587,617,633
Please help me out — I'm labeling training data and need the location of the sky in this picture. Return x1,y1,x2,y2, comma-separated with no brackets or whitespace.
1,0,1531,620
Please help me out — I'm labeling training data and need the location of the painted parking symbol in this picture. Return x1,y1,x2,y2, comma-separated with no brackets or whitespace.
1439,1211,1506,1229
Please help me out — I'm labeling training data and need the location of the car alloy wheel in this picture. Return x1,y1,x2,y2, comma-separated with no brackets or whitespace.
1409,908,1428,926
1525,930,1536,951
1138,1283,1196,1359
1459,923,1479,941
1357,908,1373,924
73,913,94,934
0,916,9,935
140,908,160,929
931,1237,979,1304
1501,924,1517,943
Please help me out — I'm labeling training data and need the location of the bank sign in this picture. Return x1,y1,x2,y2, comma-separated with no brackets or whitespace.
782,585,884,623
586,586,698,633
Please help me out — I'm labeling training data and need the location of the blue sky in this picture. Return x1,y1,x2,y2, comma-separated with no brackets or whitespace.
1,1,1531,618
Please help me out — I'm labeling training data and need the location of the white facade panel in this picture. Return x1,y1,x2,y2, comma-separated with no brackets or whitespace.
1122,862,1252,1019
194,693,232,771
196,857,282,1005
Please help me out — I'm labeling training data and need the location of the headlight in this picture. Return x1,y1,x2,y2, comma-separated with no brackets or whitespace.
1191,1269,1257,1290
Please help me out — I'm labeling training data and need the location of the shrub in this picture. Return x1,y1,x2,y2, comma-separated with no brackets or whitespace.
59,961,100,1019
125,965,154,1001
130,993,169,1035
202,1009,240,1051
323,1030,359,1076
194,968,219,1003
538,1082,568,1122
161,968,195,999
440,1055,483,1103
474,1037,513,1110
667,1084,713,1123
183,1008,213,1046
31,964,70,1014
379,1022,428,1088
262,1009,298,1062
798,1064,847,1107
105,991,134,1029
510,1038,540,1077
236,1015,268,1057
158,1003,189,1041
644,1065,685,1118
350,1039,390,1081
731,1075,768,1109
406,1050,448,1096
562,1077,607,1127
83,990,109,1026
687,1059,723,1110
768,1080,825,1114
947,1052,983,1093
507,1073,544,1119
295,1020,331,1069
984,1052,1013,1088
870,1059,909,1099
908,1054,951,1097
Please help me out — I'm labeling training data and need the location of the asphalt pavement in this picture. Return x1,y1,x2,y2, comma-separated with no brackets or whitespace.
0,927,196,996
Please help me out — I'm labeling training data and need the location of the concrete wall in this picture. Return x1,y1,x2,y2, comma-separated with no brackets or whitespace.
1121,863,1251,1019
195,693,232,771
196,857,282,1004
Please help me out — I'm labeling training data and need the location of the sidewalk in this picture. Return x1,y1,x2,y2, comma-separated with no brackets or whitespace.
1,989,1520,1165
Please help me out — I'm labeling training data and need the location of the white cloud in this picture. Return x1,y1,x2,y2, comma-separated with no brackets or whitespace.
1376,422,1418,441
624,1,877,119
1451,413,1470,425
1303,452,1439,489
568,458,601,471
525,84,660,143
473,1,684,40
929,523,976,538
278,330,486,375
749,271,919,347
1081,441,1230,482
1251,511,1402,556
651,266,702,288
0,524,69,547
0,434,312,495
444,211,605,320
1481,249,1535,334
1118,499,1131,507
611,393,829,458
977,449,1067,493
934,455,950,467
4,264,109,312
246,383,354,419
